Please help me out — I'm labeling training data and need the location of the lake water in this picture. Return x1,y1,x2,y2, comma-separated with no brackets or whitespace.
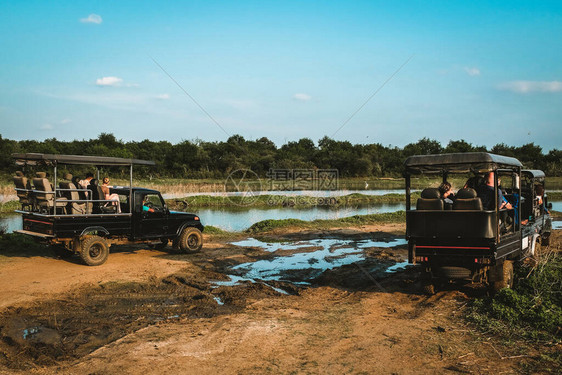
0,202,405,233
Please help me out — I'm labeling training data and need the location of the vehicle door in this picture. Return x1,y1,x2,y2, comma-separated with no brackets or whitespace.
138,192,169,238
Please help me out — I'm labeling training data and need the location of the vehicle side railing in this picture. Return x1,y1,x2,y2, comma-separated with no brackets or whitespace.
14,187,130,217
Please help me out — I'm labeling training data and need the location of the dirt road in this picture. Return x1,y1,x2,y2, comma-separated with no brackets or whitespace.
0,224,558,374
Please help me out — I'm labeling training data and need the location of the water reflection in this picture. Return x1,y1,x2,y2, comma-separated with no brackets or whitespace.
193,203,405,232
216,237,408,286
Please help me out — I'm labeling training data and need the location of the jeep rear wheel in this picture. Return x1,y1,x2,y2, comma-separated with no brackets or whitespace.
177,227,203,253
492,260,513,292
80,235,109,266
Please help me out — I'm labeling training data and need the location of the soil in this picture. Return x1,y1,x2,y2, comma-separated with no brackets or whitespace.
0,224,560,374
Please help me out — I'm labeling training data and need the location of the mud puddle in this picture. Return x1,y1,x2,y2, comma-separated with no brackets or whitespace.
219,237,409,290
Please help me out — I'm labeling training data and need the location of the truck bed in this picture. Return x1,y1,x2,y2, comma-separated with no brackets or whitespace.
20,212,132,239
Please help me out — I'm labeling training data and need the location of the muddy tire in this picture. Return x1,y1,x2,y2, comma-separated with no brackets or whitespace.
80,236,109,266
176,227,203,253
492,260,513,292
535,237,543,255
541,235,549,247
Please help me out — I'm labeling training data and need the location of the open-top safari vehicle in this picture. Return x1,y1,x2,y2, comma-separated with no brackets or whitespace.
11,153,204,266
404,152,551,294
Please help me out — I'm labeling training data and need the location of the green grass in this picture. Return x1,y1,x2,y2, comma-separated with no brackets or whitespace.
0,200,19,214
0,233,48,260
245,211,406,233
203,225,230,235
466,250,562,370
167,192,418,209
547,191,562,200
467,254,562,341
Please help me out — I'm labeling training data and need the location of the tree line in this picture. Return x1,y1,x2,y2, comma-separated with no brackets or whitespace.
1,133,561,178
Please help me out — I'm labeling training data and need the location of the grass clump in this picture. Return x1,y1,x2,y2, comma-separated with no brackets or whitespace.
167,193,416,209
0,200,20,214
467,250,562,341
0,233,47,259
468,252,561,340
203,225,230,235
466,250,562,370
245,211,405,233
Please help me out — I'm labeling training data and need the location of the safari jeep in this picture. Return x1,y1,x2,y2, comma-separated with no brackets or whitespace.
404,152,552,294
12,153,204,266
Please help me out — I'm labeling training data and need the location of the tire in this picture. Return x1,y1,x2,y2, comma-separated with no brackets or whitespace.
50,245,73,259
176,227,203,253
492,260,513,292
80,235,109,266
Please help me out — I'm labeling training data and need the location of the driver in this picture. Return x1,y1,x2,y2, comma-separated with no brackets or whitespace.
142,195,155,213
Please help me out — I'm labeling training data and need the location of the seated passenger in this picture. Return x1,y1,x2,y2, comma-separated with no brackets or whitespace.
79,172,94,197
142,195,155,213
438,181,455,203
101,177,121,213
478,172,512,210
464,175,484,190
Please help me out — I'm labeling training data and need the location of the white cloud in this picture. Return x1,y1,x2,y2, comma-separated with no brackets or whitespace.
40,124,53,131
60,118,72,124
155,93,170,100
96,76,123,87
293,93,311,101
498,81,562,94
80,14,102,24
464,67,480,76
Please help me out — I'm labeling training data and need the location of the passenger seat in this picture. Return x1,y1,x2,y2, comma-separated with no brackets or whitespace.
416,188,444,210
13,171,32,210
33,172,67,214
453,188,483,210
59,174,86,214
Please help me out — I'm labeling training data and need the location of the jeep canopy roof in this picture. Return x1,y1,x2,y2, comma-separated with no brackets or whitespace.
12,153,155,167
404,152,522,174
522,169,545,179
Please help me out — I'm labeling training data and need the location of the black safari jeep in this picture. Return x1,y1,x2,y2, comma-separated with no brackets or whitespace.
11,153,204,266
404,152,552,294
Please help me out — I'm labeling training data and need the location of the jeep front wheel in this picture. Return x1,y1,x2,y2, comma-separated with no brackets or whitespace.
80,235,110,266
176,227,203,253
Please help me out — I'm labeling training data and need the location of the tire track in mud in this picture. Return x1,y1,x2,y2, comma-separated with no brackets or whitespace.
0,267,287,370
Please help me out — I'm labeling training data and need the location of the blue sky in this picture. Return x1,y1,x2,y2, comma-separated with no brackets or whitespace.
1,1,561,150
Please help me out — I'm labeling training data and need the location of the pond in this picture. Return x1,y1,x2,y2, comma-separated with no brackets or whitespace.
192,203,405,231
0,202,405,233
